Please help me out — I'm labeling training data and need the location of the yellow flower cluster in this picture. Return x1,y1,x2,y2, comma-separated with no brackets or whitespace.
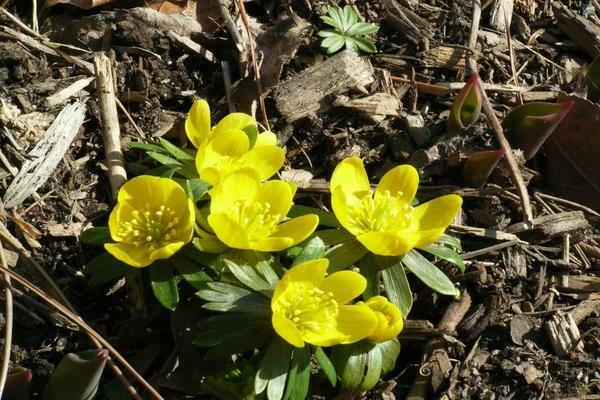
271,258,403,347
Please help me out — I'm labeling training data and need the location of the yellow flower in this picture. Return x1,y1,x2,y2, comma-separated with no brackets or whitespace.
185,98,257,148
105,176,195,267
271,258,378,347
196,127,284,187
331,157,462,257
207,169,319,252
359,296,403,343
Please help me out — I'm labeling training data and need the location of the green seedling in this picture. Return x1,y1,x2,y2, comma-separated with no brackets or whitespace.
502,101,575,160
317,5,379,54
463,149,505,187
448,74,483,131
42,349,109,400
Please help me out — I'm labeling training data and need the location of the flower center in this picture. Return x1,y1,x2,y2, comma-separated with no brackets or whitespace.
118,205,182,251
275,282,338,335
226,200,280,242
346,190,413,233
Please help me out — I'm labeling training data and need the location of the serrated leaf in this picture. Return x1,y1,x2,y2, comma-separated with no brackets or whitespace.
225,259,272,292
80,227,111,245
462,149,505,187
403,250,459,297
284,346,311,400
83,252,129,287
421,244,465,273
343,5,358,29
380,259,412,317
317,29,339,38
346,22,379,36
255,338,293,399
503,101,575,160
159,138,195,161
226,250,281,287
324,238,368,272
328,6,346,32
448,74,482,130
313,347,337,387
289,205,341,228
292,236,325,265
197,282,271,314
150,263,179,310
320,15,341,30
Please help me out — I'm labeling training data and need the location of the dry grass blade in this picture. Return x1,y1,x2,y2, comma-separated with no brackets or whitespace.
0,241,13,396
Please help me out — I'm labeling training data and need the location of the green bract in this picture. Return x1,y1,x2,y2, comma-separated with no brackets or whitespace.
317,5,379,54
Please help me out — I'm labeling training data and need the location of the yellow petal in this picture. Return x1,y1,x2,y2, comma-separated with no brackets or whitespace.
255,131,278,147
209,169,260,214
104,243,152,268
356,231,420,256
251,237,294,252
185,99,211,148
198,167,220,186
336,304,378,344
319,270,366,304
375,164,419,204
363,296,403,342
240,145,285,181
280,258,328,285
413,228,450,249
207,214,250,249
150,241,186,261
302,329,346,347
108,202,135,241
204,129,250,162
330,157,370,196
118,175,184,209
254,180,294,217
193,237,229,253
212,113,256,137
270,215,319,247
271,313,305,348
331,187,364,236
409,194,462,247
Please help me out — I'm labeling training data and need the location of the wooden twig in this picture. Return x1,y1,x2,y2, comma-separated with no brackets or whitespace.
0,241,13,396
236,0,270,130
466,0,533,224
0,264,164,400
93,54,127,200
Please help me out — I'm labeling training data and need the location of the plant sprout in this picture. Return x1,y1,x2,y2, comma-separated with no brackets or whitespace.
317,5,379,54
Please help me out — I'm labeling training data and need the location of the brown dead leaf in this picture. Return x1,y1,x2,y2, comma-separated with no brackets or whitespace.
149,0,195,16
43,0,117,9
545,93,600,210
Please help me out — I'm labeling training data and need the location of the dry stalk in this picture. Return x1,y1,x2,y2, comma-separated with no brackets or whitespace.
0,241,13,396
466,0,534,224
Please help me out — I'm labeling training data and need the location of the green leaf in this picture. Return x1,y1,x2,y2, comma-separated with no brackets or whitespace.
345,37,358,52
324,239,368,272
292,236,325,265
205,334,273,361
255,338,293,400
289,205,341,228
375,339,400,374
502,101,575,160
356,253,381,299
421,244,466,273
147,151,182,167
321,35,345,54
328,6,346,32
225,259,272,292
150,263,179,311
448,74,482,130
226,250,281,287
195,314,270,348
462,149,505,187
317,29,339,38
185,178,211,201
346,22,379,36
42,349,109,400
128,140,165,153
310,229,354,246
436,234,462,252
359,345,383,391
343,5,358,29
350,37,377,53
171,253,212,289
402,250,459,297
320,15,341,30
80,227,111,245
159,138,195,161
330,342,369,389
284,346,311,400
380,259,412,317
83,252,129,287
313,347,337,387
197,282,271,314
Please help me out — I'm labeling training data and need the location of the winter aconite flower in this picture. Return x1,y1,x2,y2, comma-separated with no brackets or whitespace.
331,157,462,256
196,128,284,187
185,99,256,149
105,176,195,267
207,169,318,252
359,296,403,343
271,258,378,347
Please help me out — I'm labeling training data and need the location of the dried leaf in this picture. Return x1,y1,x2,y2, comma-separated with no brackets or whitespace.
43,0,117,9
502,101,574,160
149,0,196,16
545,93,600,210
448,74,482,131
462,149,505,187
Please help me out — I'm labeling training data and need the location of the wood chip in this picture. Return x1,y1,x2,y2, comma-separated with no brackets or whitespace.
3,101,86,208
506,211,590,240
553,1,600,58
274,50,374,123
569,293,600,324
333,92,400,123
545,312,584,358
510,314,535,345
558,275,600,293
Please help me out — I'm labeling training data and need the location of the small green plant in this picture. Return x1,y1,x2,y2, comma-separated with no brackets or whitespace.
317,5,379,54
